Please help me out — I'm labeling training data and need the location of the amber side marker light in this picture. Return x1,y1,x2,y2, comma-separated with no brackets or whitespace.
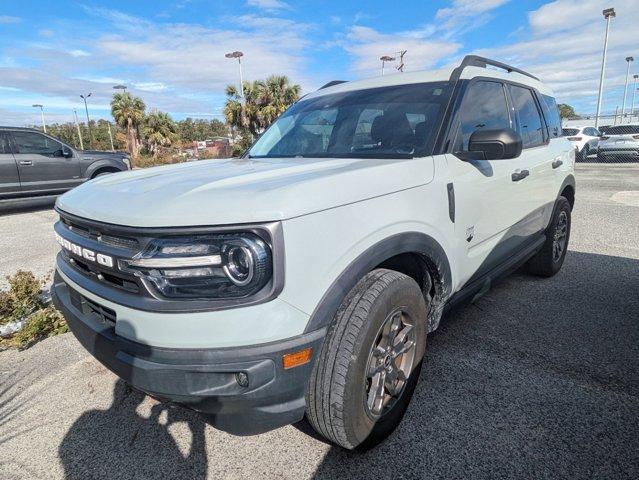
282,347,313,369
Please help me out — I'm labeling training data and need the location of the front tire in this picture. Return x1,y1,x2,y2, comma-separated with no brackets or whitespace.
526,196,571,277
305,269,428,450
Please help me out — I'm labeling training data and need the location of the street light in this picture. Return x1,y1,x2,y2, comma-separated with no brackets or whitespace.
621,56,634,118
113,84,127,93
225,51,244,99
632,74,639,118
594,7,615,129
380,55,395,76
32,104,46,133
80,93,93,148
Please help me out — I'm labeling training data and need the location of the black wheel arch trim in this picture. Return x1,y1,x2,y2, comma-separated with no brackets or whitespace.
303,232,452,334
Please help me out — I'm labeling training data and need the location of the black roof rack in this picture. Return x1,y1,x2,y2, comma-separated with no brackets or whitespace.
452,55,539,81
319,80,347,90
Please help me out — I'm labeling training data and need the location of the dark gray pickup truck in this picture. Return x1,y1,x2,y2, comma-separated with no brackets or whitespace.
0,126,130,206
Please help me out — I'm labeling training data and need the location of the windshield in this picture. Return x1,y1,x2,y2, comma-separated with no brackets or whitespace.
562,128,579,136
248,82,452,159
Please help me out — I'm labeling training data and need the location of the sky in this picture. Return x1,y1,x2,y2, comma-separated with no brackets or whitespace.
0,0,637,126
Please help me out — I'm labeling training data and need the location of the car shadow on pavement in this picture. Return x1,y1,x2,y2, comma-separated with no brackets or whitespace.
58,381,208,480
311,251,639,479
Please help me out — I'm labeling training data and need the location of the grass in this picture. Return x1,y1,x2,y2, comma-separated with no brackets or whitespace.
0,271,68,350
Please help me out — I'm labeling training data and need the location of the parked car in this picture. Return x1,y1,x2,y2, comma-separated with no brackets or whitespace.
597,124,639,162
0,127,130,206
561,125,600,160
51,55,575,450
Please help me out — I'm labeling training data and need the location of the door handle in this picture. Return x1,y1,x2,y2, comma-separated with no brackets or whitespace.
19,160,33,166
511,169,529,182
552,159,563,169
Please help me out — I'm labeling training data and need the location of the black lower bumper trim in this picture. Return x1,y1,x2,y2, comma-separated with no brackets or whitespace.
52,272,325,436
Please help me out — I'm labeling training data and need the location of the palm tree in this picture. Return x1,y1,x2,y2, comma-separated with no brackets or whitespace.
224,75,301,139
111,93,146,157
142,110,178,157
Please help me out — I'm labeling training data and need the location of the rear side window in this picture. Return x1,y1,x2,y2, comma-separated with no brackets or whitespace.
541,94,561,138
0,133,11,154
509,85,545,148
11,131,63,156
455,80,511,151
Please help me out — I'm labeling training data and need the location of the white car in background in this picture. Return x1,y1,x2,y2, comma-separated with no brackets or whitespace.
597,124,639,162
562,126,600,160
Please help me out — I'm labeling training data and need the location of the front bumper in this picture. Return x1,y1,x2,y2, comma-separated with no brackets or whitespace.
52,272,325,435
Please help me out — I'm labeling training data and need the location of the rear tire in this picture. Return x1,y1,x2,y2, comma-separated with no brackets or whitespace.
305,269,428,450
526,196,571,277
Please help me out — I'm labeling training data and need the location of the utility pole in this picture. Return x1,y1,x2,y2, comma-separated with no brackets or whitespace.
396,50,407,73
32,104,46,133
621,56,634,119
225,51,245,99
632,74,638,119
80,93,93,148
380,55,395,76
595,8,615,129
107,122,115,151
73,109,84,150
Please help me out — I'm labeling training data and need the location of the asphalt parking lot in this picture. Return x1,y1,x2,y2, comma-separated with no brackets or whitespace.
1,164,638,479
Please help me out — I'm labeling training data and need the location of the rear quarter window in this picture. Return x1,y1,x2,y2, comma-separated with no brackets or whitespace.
541,94,562,138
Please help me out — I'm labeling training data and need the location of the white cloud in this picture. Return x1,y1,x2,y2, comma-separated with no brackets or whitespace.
0,15,21,24
246,0,289,10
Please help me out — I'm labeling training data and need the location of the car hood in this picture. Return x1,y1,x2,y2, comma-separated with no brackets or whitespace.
56,156,433,227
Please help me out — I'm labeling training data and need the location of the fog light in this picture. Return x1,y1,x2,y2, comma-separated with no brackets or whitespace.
235,372,249,388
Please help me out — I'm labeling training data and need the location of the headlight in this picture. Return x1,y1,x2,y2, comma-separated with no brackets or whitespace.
119,233,272,300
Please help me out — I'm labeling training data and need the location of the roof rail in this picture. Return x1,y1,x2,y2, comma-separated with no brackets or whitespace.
319,80,347,90
453,55,540,81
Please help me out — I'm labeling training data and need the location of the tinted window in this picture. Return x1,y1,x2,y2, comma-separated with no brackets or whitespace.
12,131,63,156
249,82,452,159
0,133,11,154
604,125,639,135
541,94,561,138
509,85,545,148
562,128,579,136
455,81,511,151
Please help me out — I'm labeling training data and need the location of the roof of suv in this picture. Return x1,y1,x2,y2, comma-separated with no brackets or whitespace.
307,55,553,101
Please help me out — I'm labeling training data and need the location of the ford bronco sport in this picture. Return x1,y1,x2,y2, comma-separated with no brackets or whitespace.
51,56,575,450
0,127,130,206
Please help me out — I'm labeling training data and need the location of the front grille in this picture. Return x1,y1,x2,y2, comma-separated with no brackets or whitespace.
69,287,117,326
61,216,139,249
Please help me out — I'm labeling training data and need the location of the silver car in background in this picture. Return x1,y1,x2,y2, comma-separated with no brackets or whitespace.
597,124,639,162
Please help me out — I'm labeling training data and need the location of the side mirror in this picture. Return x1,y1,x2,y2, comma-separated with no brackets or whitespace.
468,128,522,160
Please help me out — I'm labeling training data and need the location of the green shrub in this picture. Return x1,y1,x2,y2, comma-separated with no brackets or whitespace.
13,306,68,349
0,270,44,325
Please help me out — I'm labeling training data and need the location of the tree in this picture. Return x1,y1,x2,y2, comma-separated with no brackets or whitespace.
142,110,178,156
224,75,301,140
558,103,579,119
111,92,146,157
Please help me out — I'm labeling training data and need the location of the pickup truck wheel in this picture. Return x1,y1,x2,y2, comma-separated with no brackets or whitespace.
526,196,571,277
305,269,427,450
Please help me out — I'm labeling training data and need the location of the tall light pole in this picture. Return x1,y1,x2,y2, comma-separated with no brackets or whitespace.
32,104,46,133
632,74,638,118
594,7,615,129
621,56,634,119
80,93,93,148
113,84,127,93
73,108,84,150
225,51,244,99
380,55,395,76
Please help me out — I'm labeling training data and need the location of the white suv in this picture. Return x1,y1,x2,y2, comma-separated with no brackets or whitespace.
51,56,575,450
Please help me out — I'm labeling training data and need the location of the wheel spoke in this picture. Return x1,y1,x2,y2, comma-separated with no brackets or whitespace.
367,371,386,415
